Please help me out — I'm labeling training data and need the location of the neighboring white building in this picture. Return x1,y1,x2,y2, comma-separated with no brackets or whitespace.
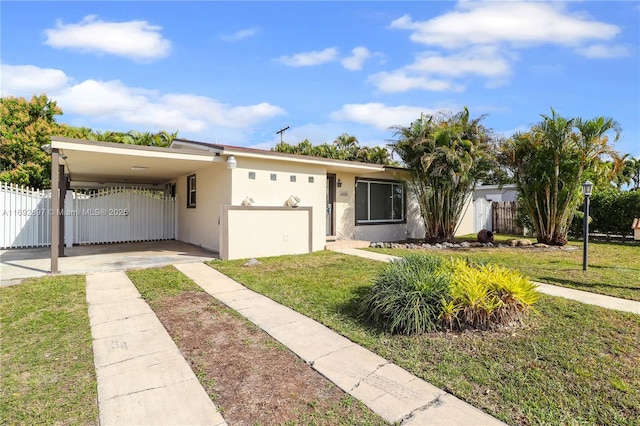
473,184,518,203
46,137,478,260
471,184,520,234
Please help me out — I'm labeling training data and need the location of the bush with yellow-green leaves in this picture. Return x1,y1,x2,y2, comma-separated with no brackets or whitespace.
357,254,539,335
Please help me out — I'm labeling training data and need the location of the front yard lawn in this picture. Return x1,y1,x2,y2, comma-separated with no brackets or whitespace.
210,251,640,426
0,276,98,425
372,236,640,301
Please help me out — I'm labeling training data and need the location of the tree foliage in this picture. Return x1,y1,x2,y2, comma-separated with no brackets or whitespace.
499,108,621,245
1,95,65,188
619,156,640,190
1,95,179,189
272,133,396,165
389,108,495,243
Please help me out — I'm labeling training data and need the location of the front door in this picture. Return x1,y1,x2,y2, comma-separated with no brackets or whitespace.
326,174,336,236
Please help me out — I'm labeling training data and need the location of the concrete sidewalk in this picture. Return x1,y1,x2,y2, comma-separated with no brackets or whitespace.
174,262,504,425
334,248,640,315
86,270,226,426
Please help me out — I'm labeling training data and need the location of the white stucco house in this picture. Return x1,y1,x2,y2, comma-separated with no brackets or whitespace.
46,137,473,266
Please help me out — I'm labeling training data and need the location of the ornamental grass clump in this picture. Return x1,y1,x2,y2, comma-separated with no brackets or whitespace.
358,254,539,335
357,254,450,334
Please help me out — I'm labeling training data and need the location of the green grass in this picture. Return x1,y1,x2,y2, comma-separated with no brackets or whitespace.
127,265,203,302
373,234,640,301
0,275,98,425
210,251,640,426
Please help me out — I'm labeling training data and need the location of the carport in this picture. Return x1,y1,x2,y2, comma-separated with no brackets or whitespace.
46,137,226,273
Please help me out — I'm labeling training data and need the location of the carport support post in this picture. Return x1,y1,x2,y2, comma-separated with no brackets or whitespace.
50,148,60,274
58,165,67,257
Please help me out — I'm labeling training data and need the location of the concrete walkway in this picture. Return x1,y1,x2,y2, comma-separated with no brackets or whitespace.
334,248,640,315
86,270,226,426
174,262,504,425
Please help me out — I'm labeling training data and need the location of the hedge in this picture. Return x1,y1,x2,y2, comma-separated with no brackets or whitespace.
571,190,640,237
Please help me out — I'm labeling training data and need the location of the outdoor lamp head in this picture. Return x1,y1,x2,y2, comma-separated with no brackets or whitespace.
582,180,593,197
227,155,237,169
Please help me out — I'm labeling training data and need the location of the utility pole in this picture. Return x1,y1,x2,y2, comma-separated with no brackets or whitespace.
276,125,290,143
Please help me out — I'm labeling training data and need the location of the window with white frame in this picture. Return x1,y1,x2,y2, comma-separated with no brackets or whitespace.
187,174,196,208
355,179,404,224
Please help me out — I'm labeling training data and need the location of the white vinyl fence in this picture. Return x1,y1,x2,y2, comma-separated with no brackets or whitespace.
1,183,52,248
1,183,175,249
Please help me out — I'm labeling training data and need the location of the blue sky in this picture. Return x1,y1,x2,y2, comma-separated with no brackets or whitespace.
2,1,639,157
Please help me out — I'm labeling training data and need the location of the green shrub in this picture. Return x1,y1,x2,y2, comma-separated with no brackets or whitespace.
447,260,539,330
358,254,539,334
570,189,640,237
357,254,450,334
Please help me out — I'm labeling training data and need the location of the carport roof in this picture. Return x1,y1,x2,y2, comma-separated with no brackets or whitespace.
51,137,224,184
50,136,409,185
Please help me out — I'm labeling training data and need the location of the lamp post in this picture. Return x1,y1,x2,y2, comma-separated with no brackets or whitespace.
582,180,593,271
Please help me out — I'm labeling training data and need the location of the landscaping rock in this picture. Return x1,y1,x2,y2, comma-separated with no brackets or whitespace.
506,239,533,247
533,243,549,248
243,258,261,267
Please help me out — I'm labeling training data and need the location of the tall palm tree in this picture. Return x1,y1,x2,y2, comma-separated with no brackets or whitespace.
390,108,493,243
500,109,620,245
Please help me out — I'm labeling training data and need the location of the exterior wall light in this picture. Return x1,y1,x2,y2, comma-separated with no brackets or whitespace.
227,155,237,169
286,195,301,207
337,178,342,187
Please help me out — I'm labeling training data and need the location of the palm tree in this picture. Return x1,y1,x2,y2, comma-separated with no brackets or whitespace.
390,108,493,243
500,109,620,245
620,156,640,190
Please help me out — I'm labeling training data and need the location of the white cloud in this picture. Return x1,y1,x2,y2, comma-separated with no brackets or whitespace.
0,64,69,96
1,64,285,135
277,47,338,67
408,47,511,78
330,103,445,130
220,28,259,42
342,46,371,71
44,15,171,61
368,71,463,93
575,44,631,59
390,2,620,48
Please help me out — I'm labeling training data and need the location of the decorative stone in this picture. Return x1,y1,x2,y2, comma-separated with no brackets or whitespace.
243,258,261,267
506,239,533,247
533,243,549,248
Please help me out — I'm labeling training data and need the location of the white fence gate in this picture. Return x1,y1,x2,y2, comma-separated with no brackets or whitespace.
473,197,492,233
1,183,175,249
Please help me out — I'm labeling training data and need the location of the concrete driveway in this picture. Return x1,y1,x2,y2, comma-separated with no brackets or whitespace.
0,240,218,285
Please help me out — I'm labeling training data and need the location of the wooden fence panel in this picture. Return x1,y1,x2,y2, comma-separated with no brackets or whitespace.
492,201,523,235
